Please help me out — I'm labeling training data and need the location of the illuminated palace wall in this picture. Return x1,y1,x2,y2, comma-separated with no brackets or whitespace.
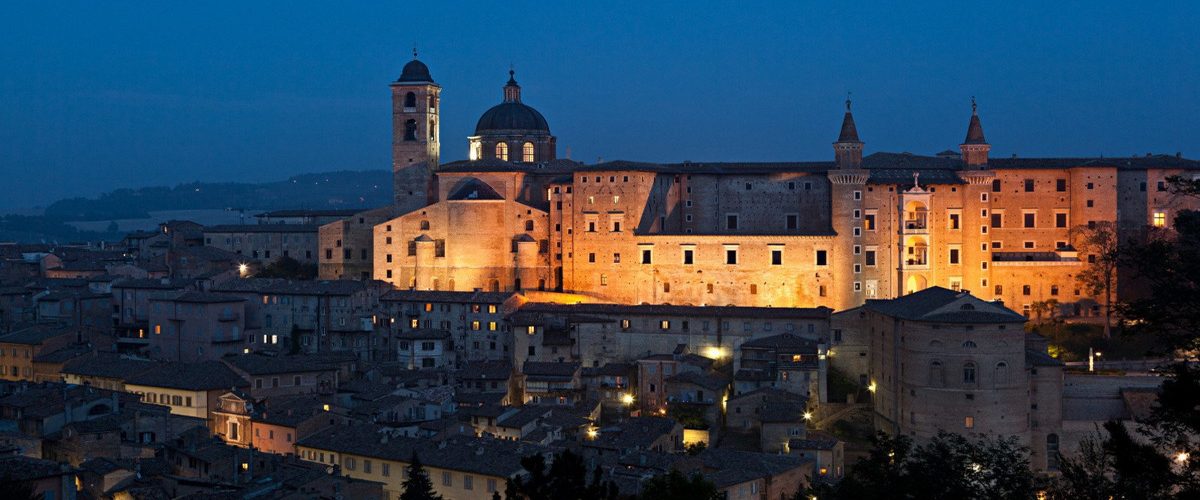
372,158,1199,313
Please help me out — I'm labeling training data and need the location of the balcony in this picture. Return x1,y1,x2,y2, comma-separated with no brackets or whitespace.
903,215,928,234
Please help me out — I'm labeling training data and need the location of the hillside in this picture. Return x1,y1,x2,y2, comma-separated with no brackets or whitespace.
42,170,392,221
1,170,392,242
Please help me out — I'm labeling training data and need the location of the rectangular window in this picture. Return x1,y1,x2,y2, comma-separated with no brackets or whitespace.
865,250,877,266
948,212,961,230
443,472,452,486
1024,179,1035,192
771,249,782,266
864,213,876,231
1055,212,1068,228
786,214,798,230
683,249,694,265
726,249,738,265
991,212,1003,228
1056,179,1067,191
726,214,738,230
1153,211,1167,227
949,248,960,265
641,249,652,264
815,250,828,266
1024,212,1036,228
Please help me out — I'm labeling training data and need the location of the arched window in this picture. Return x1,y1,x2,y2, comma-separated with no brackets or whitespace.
495,142,508,161
403,119,417,141
419,220,430,230
994,361,1009,385
1046,434,1060,471
429,119,436,140
963,362,977,384
929,360,945,387
524,220,534,232
962,340,977,349
403,92,416,108
523,142,535,162
428,94,437,111
470,142,482,161
929,339,944,349
447,279,455,291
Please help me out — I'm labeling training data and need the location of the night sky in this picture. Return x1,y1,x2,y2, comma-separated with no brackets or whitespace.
1,1,1197,210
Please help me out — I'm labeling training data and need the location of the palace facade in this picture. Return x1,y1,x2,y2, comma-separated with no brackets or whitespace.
320,56,1200,316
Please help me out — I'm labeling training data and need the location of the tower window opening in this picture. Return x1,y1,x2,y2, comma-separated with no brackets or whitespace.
495,142,508,161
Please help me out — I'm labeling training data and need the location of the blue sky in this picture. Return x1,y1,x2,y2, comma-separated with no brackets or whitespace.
1,1,1196,210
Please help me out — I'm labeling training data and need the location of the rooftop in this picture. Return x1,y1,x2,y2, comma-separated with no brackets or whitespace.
516,302,831,320
863,287,1026,324
124,361,249,391
298,426,545,478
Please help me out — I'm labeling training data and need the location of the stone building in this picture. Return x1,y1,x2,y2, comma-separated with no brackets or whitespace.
202,224,320,265
838,286,1065,471
345,57,1200,316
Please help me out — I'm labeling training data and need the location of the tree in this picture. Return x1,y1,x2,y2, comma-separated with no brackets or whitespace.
1052,421,1180,500
255,255,318,280
1071,221,1120,338
639,470,721,500
807,431,1036,500
505,450,616,500
400,453,443,500
1054,179,1200,499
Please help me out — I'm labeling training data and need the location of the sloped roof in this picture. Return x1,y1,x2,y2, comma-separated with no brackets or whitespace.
125,361,249,391
863,287,1026,324
447,178,504,201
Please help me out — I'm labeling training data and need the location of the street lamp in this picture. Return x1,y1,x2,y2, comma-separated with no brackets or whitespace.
1177,451,1190,464
237,263,249,277
620,393,635,406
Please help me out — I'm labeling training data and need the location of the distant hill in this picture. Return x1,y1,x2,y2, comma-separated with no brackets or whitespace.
42,170,392,221
0,170,391,242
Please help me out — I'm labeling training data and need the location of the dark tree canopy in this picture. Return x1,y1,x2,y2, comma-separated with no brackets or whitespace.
400,453,443,500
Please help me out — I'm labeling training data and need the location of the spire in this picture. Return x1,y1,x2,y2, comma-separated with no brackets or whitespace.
503,68,521,103
963,96,987,145
833,94,864,169
960,96,990,167
412,45,418,59
836,92,862,144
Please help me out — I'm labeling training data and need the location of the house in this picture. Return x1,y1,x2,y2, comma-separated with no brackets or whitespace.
251,395,335,456
521,361,582,405
0,324,76,381
61,351,159,392
788,430,845,480
222,352,344,398
734,332,827,402
146,291,247,362
297,425,550,500
123,361,249,419
396,328,453,369
0,455,78,500
583,416,683,459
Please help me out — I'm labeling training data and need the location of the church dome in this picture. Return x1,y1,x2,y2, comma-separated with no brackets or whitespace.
474,70,550,134
475,102,551,134
397,59,433,83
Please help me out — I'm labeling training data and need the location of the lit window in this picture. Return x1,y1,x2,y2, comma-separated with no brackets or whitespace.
965,416,974,429
495,142,508,161
1153,211,1167,227
660,320,670,330
526,325,535,335
522,142,535,162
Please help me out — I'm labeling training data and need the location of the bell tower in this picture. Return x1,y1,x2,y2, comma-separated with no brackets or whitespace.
391,51,441,213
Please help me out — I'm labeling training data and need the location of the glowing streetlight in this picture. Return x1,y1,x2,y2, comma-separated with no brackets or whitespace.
803,411,813,421
586,427,599,440
867,381,877,393
620,393,635,406
1177,451,1190,464
237,263,249,276
704,346,725,360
